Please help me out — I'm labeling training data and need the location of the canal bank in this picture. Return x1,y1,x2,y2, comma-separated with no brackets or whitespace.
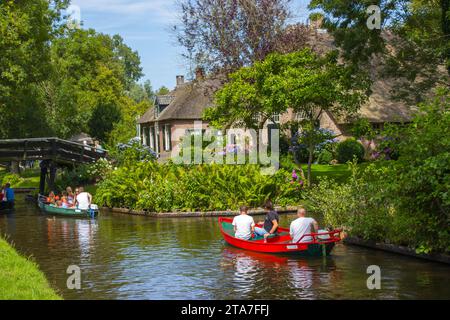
0,237,61,300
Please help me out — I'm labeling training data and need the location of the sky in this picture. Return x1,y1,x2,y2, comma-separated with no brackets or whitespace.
70,0,312,91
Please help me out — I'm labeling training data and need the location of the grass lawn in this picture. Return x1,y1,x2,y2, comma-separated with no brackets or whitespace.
309,164,352,183
0,238,61,300
0,167,40,188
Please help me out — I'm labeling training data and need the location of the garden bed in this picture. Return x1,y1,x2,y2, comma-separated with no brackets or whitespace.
101,206,298,218
344,236,450,265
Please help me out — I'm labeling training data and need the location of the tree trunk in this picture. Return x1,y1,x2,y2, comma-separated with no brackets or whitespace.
307,147,314,187
10,161,20,174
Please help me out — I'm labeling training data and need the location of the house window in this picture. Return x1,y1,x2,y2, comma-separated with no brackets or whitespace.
295,111,308,121
252,113,261,123
272,113,280,123
149,126,155,150
163,124,172,151
372,123,384,131
145,127,151,147
141,127,147,146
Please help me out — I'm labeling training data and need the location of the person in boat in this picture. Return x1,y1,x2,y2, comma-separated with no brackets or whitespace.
60,191,69,208
0,184,8,209
254,200,279,240
66,187,75,207
76,186,92,210
47,191,57,204
3,183,15,209
232,205,255,240
290,208,319,243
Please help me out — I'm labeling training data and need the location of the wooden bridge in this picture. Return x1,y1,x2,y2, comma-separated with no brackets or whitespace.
0,137,106,194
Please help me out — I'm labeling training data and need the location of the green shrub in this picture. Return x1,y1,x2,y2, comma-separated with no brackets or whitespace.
95,161,303,212
317,149,333,165
336,138,365,163
0,173,24,186
304,89,450,254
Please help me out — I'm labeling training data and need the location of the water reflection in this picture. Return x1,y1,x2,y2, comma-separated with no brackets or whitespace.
0,200,449,300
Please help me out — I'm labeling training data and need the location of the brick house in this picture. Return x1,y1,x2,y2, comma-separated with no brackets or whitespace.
137,69,223,160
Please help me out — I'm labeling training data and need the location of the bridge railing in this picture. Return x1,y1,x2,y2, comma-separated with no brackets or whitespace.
0,137,107,164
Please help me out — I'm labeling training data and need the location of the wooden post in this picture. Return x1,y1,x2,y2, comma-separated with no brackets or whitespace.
39,162,48,195
48,161,57,192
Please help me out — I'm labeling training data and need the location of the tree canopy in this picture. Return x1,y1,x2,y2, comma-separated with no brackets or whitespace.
0,0,153,146
309,0,450,103
204,49,370,182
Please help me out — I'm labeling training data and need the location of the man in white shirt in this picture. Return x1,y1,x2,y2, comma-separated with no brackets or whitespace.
290,208,319,243
232,206,255,240
76,186,92,210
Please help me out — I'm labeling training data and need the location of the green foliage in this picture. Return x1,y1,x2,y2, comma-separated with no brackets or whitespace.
0,2,146,145
55,165,92,191
317,149,334,165
95,161,302,212
0,0,67,138
305,90,450,254
310,0,449,103
0,173,24,186
336,139,365,164
351,118,375,140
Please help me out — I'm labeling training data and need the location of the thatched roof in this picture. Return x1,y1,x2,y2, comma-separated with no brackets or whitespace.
138,78,223,124
137,106,156,124
355,79,417,123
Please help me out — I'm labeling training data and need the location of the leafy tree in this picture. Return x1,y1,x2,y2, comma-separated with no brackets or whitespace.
0,0,68,138
309,0,450,103
40,28,144,141
174,0,313,73
205,49,370,183
155,86,170,95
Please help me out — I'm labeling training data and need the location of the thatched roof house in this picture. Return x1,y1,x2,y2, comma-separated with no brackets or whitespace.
138,28,430,158
137,69,223,158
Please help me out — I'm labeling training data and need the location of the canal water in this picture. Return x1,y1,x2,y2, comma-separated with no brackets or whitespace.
1,198,449,300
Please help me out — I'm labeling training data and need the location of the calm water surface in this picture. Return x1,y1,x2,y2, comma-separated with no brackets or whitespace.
0,198,449,300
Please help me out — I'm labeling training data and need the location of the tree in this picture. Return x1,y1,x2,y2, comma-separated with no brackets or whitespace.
205,49,370,184
174,0,300,73
155,86,170,95
40,28,144,141
309,0,450,104
0,0,69,138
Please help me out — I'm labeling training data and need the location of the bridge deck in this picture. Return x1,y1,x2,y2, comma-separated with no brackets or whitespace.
0,137,105,165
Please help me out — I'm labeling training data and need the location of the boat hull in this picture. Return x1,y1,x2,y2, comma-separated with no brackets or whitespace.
219,217,340,257
38,201,98,218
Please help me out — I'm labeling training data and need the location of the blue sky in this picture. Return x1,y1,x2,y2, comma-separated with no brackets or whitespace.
70,0,312,90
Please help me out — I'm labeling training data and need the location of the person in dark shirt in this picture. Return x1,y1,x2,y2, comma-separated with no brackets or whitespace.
4,183,15,209
254,200,279,240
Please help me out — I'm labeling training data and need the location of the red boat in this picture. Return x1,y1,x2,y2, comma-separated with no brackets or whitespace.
219,217,342,257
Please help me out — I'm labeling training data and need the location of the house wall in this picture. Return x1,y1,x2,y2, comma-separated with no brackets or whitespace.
142,120,210,161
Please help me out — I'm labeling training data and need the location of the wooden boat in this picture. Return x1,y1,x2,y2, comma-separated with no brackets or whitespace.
219,217,341,257
38,197,99,218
